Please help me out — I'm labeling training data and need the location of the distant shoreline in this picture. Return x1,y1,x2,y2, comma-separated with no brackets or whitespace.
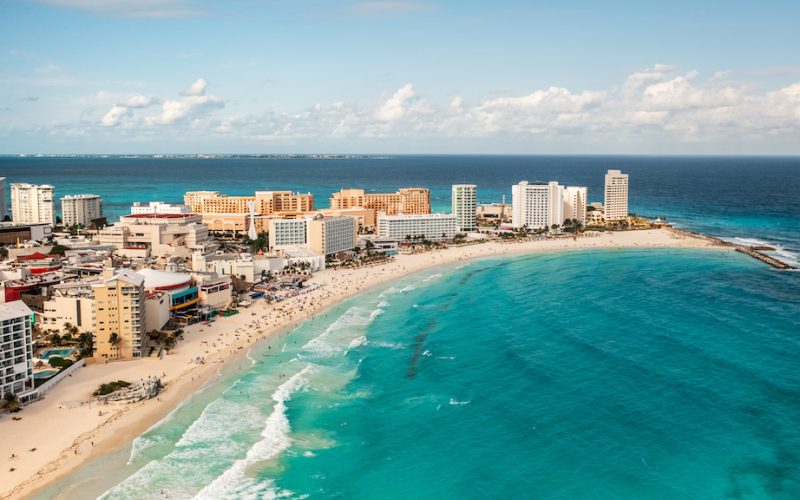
1,228,736,499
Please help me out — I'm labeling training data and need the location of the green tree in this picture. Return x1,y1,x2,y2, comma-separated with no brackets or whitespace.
77,332,94,358
0,246,8,260
108,333,120,358
2,392,21,413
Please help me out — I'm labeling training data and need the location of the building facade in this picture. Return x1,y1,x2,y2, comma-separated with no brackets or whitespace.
0,301,34,399
131,201,190,215
329,188,430,215
92,269,145,360
307,216,357,256
604,169,629,220
0,177,6,221
511,181,563,229
268,218,308,250
97,213,216,258
184,190,314,214
61,194,103,227
451,184,477,232
562,186,588,224
11,183,56,227
377,213,458,241
42,283,94,331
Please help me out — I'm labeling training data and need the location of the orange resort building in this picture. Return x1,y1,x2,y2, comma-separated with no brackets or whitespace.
329,188,431,215
96,213,217,259
184,190,314,235
92,269,145,360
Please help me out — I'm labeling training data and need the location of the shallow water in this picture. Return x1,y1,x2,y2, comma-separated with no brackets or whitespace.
39,249,800,499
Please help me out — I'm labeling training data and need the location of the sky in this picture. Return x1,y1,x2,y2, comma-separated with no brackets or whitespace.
1,0,799,154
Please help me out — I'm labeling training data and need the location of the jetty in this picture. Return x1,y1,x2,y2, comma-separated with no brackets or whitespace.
667,227,796,270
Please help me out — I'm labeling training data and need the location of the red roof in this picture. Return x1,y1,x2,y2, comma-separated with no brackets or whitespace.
123,213,196,219
18,252,51,261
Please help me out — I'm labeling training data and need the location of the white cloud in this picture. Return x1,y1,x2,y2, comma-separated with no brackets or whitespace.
182,78,208,97
124,94,160,108
33,0,202,18
101,105,132,127
81,66,800,151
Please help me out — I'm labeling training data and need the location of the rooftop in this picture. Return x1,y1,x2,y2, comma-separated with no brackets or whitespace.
0,300,33,320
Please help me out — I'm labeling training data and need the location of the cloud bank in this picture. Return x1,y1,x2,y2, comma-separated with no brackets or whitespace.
13,65,800,152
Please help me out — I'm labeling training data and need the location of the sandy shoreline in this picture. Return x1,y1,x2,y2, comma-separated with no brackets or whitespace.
0,228,729,499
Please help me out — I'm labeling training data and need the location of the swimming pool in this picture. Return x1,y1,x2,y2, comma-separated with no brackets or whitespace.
39,348,78,360
33,370,59,379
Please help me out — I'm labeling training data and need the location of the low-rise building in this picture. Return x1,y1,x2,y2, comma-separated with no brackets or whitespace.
0,222,52,245
97,213,216,259
41,282,94,332
377,213,458,241
131,201,190,215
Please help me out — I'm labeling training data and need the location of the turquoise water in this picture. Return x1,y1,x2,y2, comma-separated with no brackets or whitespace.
38,348,78,360
40,249,800,499
33,370,59,379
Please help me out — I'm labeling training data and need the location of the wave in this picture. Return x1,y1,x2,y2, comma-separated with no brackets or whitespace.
723,236,800,267
301,305,383,359
449,399,471,406
194,365,313,499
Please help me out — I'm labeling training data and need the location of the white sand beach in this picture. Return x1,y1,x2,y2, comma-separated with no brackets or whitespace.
0,228,727,499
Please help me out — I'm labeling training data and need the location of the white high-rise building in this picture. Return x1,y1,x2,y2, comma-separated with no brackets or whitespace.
511,181,564,229
11,183,56,227
562,186,588,224
451,184,477,232
0,301,35,400
0,177,7,221
377,213,458,241
604,169,629,220
61,194,103,227
268,218,308,250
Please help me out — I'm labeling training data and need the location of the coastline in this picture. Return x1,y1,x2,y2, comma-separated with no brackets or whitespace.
0,228,731,499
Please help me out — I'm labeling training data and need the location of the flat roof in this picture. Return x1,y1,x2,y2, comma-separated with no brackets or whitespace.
0,300,33,320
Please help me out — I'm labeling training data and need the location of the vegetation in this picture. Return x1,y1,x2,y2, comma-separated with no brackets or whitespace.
108,332,121,358
246,232,268,254
93,380,131,396
0,246,8,260
77,332,94,358
48,356,74,368
48,244,69,255
2,392,21,413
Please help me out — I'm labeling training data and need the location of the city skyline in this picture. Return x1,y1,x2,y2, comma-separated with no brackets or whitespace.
1,0,799,154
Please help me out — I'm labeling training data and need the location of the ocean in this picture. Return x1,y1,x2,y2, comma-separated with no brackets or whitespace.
5,156,798,498
2,155,799,265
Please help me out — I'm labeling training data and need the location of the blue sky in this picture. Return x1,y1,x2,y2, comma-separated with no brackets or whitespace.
1,0,799,154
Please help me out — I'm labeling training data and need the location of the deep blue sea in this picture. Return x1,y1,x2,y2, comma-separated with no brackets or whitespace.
2,155,799,264
6,156,798,499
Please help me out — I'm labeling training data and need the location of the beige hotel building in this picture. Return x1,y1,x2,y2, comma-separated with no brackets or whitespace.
329,188,430,215
92,269,145,360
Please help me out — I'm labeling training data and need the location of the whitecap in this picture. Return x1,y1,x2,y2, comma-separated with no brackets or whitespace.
195,365,313,499
449,399,471,406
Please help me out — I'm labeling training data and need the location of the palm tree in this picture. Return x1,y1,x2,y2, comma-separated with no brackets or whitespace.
2,392,21,413
0,247,8,260
77,332,94,358
108,333,120,359
163,334,177,354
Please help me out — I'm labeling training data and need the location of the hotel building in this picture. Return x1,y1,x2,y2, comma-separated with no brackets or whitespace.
184,190,314,235
97,213,216,259
184,190,314,214
11,183,56,227
604,169,629,220
61,194,103,227
131,201,190,215
92,269,145,360
452,184,477,232
329,188,430,215
562,186,588,224
307,216,358,256
0,177,6,221
511,181,563,229
268,218,308,250
512,181,588,229
377,213,458,241
0,301,34,399
42,282,94,331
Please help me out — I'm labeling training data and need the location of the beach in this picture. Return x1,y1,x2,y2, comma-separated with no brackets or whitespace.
0,228,727,499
